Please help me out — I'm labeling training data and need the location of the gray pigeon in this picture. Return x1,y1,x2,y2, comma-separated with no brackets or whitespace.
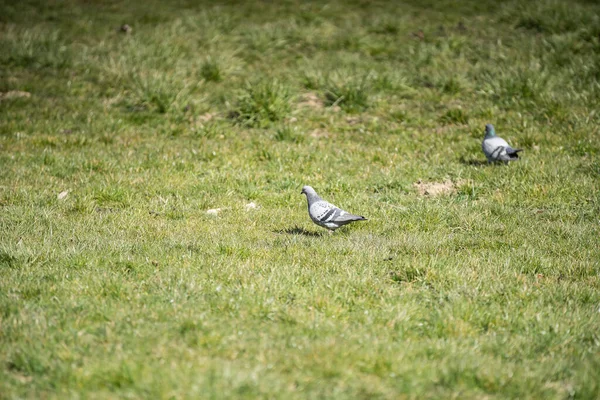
482,124,522,163
301,186,367,232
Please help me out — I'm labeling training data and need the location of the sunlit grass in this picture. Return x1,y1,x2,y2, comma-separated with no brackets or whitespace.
1,0,599,398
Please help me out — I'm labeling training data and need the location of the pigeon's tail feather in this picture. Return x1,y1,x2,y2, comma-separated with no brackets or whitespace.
338,214,367,222
504,148,522,160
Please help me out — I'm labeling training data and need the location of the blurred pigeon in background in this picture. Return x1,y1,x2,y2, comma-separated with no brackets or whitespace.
482,124,522,163
301,186,367,232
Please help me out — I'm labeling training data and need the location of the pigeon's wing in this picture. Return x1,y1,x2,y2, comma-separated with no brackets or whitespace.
310,200,366,225
483,136,510,160
493,143,522,161
332,210,367,222
309,200,339,223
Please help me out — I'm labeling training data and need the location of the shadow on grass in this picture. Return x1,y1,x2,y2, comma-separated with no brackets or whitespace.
276,226,324,237
459,157,488,166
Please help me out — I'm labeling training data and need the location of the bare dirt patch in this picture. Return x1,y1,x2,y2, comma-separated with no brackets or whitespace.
414,179,461,196
309,129,331,138
191,112,217,128
0,91,31,101
345,116,362,125
298,92,324,109
197,112,215,122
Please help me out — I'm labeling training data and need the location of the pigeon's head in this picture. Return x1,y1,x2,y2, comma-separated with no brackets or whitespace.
485,124,496,137
301,186,316,196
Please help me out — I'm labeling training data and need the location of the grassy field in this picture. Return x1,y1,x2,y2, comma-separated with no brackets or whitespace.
1,0,600,398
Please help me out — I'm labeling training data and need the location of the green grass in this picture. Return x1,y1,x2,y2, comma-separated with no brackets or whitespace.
1,0,600,398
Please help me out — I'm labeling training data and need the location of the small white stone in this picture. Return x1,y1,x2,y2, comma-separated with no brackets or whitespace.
245,202,258,211
57,190,69,200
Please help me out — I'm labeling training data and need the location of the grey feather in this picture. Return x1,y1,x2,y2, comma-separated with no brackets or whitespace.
301,186,367,231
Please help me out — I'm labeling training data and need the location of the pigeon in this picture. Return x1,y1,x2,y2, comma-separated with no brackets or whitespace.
300,186,367,232
482,124,522,163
